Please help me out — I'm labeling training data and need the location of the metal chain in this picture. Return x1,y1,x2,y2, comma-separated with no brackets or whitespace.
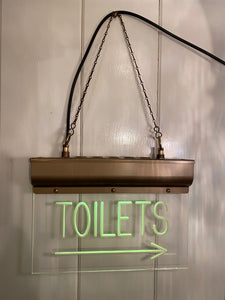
68,15,113,136
118,14,162,139
68,13,162,141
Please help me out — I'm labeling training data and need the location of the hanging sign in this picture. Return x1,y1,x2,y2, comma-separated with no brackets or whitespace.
32,193,189,274
54,200,168,259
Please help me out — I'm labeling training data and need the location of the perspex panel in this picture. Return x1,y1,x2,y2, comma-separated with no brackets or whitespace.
32,193,189,274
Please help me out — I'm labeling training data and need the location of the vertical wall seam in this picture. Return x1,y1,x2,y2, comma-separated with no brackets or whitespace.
154,1,162,300
31,194,35,274
157,0,162,126
80,0,85,157
77,2,85,300
0,0,2,145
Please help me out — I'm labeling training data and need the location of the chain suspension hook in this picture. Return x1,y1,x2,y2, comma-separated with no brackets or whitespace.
112,11,118,18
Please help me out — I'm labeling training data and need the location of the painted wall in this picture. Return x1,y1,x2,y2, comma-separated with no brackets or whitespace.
0,0,224,299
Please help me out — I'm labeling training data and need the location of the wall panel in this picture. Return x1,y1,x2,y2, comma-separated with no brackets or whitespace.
0,0,224,299
157,1,225,299
77,1,160,300
0,0,82,299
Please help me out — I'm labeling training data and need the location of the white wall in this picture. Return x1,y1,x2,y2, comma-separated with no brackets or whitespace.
0,0,224,299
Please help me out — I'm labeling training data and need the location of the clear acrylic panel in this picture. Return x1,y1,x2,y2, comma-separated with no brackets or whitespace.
32,193,189,274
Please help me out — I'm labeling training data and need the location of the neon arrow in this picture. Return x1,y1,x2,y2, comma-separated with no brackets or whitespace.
54,242,167,260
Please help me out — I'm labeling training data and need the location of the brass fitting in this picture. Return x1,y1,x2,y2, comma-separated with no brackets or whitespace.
62,144,70,158
157,147,165,159
113,11,118,18
62,132,71,158
157,136,165,159
65,132,72,145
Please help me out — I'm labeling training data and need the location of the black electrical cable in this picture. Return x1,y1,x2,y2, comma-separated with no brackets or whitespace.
65,10,225,139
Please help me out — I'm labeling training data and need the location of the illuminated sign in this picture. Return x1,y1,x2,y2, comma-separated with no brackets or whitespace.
55,200,168,239
32,194,189,274
54,200,167,259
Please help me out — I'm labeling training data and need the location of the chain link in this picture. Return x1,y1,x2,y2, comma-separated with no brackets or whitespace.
118,14,162,139
68,15,113,136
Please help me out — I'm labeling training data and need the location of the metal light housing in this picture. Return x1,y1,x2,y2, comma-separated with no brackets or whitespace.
30,157,194,194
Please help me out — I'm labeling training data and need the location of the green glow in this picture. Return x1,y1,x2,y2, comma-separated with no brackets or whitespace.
153,201,168,236
54,242,167,260
100,202,116,237
74,202,91,237
135,201,151,236
117,201,132,237
94,201,98,237
56,202,72,238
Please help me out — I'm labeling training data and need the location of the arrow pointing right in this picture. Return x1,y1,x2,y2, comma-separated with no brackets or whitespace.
149,242,167,259
54,242,167,260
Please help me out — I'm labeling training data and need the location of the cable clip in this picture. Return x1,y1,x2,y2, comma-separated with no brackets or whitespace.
113,11,118,18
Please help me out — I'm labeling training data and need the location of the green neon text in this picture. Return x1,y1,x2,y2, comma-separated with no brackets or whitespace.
117,201,132,237
100,202,116,237
94,201,98,237
135,201,151,236
56,202,72,238
74,202,91,237
56,200,168,238
153,201,168,236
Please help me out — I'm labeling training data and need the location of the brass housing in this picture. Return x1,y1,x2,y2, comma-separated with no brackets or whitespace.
30,157,194,194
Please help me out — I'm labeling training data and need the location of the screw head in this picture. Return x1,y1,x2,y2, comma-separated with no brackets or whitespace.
166,188,171,193
54,188,59,193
